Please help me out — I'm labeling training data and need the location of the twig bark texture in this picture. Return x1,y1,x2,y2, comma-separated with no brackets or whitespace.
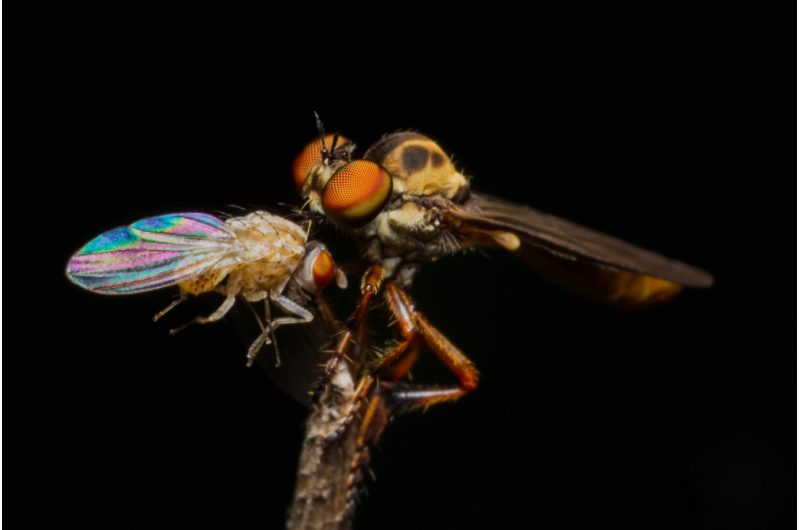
288,362,358,530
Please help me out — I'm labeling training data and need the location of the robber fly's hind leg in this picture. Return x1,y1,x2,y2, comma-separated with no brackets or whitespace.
325,338,422,445
312,265,385,405
328,281,479,441
380,282,480,409
169,273,241,335
345,346,422,512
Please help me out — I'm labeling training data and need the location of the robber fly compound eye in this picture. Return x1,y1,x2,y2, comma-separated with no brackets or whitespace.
321,160,392,230
291,134,352,191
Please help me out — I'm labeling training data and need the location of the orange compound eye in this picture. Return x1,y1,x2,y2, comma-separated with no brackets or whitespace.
291,134,350,191
312,249,335,290
321,160,392,229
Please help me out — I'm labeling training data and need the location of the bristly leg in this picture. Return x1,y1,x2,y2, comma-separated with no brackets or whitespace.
344,345,422,516
328,281,480,440
311,265,385,405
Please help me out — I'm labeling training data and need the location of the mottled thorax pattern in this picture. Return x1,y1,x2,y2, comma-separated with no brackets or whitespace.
358,132,469,264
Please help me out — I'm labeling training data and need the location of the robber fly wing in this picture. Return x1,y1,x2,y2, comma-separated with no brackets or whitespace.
66,213,240,294
447,193,713,306
251,292,340,406
255,318,330,406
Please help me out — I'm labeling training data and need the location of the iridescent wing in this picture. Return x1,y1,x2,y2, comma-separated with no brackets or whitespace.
66,213,240,294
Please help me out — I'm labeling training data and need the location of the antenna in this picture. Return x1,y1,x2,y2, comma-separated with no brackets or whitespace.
313,111,331,164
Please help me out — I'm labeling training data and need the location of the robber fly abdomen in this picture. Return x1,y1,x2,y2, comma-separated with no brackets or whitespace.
67,211,346,366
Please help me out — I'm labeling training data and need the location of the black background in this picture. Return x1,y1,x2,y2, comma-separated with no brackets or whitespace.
25,7,793,530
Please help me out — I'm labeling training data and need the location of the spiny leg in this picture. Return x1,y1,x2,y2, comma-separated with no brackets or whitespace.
332,281,480,438
345,349,421,515
381,282,480,408
325,337,422,444
324,372,376,445
312,265,384,404
345,386,391,517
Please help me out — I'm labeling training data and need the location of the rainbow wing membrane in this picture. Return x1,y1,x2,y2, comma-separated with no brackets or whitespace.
67,213,238,294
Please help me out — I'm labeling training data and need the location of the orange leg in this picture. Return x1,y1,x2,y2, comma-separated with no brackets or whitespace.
345,383,392,517
343,284,482,511
311,265,384,404
345,347,421,516
325,337,422,445
329,281,480,442
379,282,480,409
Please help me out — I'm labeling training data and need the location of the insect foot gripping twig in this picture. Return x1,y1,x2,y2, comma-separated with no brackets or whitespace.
288,360,361,530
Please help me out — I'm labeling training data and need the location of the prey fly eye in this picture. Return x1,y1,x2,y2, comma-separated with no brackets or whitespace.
312,249,335,290
321,160,392,229
296,244,341,294
291,134,351,190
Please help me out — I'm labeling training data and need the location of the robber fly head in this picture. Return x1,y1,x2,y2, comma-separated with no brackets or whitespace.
294,117,470,233
293,113,355,200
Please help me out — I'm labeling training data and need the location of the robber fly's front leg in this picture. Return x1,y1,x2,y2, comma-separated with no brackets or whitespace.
311,265,385,404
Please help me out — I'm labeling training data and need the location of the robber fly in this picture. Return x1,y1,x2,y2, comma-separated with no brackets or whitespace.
293,114,714,433
66,210,346,367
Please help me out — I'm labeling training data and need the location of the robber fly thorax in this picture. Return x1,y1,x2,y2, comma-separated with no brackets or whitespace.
300,132,516,288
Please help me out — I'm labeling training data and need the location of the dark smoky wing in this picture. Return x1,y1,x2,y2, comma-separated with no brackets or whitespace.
255,318,330,406
450,192,714,288
230,290,338,407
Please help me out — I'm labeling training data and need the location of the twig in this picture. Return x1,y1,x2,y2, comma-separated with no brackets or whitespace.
288,361,358,530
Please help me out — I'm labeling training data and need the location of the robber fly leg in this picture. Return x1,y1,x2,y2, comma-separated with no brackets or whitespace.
380,282,480,409
345,382,390,516
324,374,376,445
326,337,422,444
312,265,385,405
153,292,188,322
169,274,241,335
344,351,420,513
